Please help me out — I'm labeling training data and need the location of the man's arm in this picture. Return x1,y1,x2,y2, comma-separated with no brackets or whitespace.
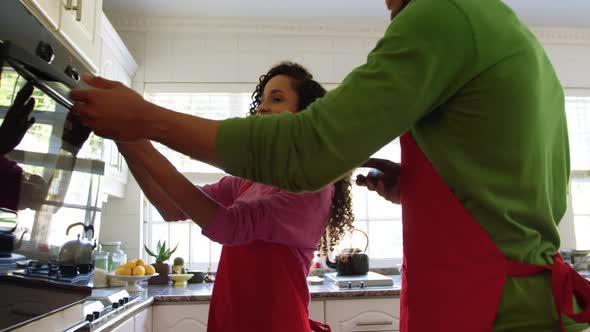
213,0,477,191
71,0,476,192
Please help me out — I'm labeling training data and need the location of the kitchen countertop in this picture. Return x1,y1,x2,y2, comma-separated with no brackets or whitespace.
148,275,401,303
92,275,400,332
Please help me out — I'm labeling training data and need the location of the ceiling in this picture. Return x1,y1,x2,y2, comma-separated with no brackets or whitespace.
103,0,590,28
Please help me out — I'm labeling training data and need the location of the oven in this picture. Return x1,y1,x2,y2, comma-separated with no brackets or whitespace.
0,0,105,265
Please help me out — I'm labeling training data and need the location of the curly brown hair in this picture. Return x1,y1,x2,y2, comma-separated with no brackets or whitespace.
248,61,355,255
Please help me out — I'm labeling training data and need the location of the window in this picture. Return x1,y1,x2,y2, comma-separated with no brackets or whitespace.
141,86,404,270
142,88,253,270
141,87,590,270
350,141,402,268
566,95,590,249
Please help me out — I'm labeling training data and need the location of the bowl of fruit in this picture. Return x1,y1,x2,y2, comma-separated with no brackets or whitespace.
108,259,158,292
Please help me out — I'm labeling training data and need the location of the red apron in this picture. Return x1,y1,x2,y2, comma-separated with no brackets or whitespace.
207,182,330,332
399,132,590,331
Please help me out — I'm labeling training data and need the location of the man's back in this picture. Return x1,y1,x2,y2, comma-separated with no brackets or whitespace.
411,0,582,330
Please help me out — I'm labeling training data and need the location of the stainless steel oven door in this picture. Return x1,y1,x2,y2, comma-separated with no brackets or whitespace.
0,49,104,262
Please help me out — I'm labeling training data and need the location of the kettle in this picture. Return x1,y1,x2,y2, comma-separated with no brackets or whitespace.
57,222,96,271
0,208,27,258
325,229,370,275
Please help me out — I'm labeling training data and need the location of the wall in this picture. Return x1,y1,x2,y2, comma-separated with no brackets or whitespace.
101,17,590,256
99,177,143,259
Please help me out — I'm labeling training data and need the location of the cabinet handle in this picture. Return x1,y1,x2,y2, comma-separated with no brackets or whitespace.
355,320,394,326
65,0,74,10
75,0,82,21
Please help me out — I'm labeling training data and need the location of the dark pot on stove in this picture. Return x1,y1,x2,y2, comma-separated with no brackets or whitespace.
325,229,370,276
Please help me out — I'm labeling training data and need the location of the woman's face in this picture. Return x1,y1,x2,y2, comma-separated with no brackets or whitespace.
256,75,300,115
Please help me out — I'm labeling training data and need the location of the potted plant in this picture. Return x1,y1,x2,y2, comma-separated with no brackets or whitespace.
144,240,178,284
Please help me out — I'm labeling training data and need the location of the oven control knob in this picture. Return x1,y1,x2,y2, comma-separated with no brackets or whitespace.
93,311,100,319
112,302,119,309
347,282,353,289
359,282,365,289
123,297,129,304
36,41,55,64
86,314,94,322
64,65,80,82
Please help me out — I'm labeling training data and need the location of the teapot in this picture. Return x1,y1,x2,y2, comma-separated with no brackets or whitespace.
57,222,96,271
325,229,370,275
0,208,27,257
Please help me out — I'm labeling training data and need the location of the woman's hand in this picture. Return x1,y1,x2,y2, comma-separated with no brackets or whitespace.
70,74,161,142
356,158,401,204
0,83,36,155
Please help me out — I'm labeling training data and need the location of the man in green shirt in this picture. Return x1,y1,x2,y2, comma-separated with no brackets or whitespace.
70,0,590,330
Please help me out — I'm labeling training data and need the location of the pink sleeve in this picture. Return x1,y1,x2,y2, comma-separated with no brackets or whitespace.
199,176,246,207
203,185,335,248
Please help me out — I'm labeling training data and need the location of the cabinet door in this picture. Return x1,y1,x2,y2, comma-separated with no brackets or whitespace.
21,0,61,29
152,304,210,332
100,40,130,197
134,307,152,332
325,298,400,332
112,316,135,332
309,300,325,323
58,0,102,69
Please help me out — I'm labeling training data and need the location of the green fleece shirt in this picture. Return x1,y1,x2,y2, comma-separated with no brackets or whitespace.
216,0,586,330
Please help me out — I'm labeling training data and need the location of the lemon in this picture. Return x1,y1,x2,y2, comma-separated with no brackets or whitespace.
136,259,145,267
132,265,146,276
123,261,136,270
144,264,156,275
116,267,132,276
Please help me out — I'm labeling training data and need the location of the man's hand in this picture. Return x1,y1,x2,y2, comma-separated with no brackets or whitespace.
356,158,401,204
0,83,36,155
70,74,158,142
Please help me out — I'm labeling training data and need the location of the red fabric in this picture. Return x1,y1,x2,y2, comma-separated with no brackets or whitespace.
207,181,330,332
399,133,590,332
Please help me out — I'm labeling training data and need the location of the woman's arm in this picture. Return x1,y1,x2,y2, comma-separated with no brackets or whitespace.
203,185,334,248
116,140,221,229
117,140,187,221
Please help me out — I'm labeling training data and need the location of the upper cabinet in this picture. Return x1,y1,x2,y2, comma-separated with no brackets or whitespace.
21,0,61,29
100,14,138,198
58,0,103,70
20,0,103,72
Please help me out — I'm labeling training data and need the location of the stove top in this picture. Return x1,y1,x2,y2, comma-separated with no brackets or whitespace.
12,260,94,284
64,289,142,332
324,271,394,289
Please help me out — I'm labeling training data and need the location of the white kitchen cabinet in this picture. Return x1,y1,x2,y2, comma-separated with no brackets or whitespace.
152,304,210,332
19,0,103,71
99,14,137,197
58,0,103,70
112,316,135,332
134,307,152,332
325,298,400,332
309,300,325,323
21,0,61,29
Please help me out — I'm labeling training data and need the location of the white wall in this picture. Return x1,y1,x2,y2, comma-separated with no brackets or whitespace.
99,177,143,259
101,18,590,255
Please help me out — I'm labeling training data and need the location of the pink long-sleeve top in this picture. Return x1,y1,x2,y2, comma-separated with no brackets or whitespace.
200,176,334,276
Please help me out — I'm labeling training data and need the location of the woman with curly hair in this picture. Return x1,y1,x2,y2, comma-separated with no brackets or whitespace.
115,62,354,331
